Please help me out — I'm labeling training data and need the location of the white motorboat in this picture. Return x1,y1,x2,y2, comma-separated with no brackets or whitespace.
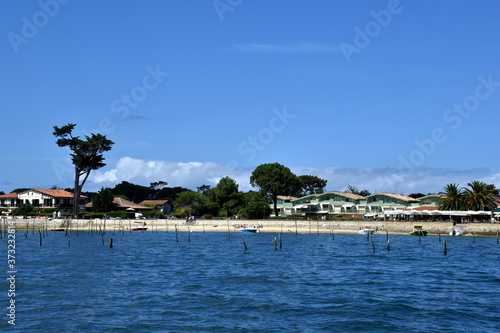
449,228,463,236
358,227,374,235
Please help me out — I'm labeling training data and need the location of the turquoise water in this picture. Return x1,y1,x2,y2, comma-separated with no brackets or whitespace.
3,229,500,332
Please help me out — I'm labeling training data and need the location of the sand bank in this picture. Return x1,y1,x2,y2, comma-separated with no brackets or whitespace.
4,218,500,235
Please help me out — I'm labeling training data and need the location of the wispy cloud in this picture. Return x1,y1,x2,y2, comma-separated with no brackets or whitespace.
89,157,500,195
224,42,339,54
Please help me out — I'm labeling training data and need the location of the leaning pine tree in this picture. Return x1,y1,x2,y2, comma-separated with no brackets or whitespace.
53,124,114,218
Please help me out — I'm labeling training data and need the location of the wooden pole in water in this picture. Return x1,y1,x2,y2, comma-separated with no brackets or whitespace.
279,233,282,249
38,228,42,246
202,220,205,233
473,232,476,243
109,238,113,248
332,230,335,241
443,239,447,256
385,229,388,242
497,230,499,244
272,237,277,251
175,225,178,242
242,239,248,251
295,221,298,235
188,227,191,242
387,239,390,252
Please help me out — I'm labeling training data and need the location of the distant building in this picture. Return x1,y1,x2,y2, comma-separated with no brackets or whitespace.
0,189,87,211
139,200,173,214
86,197,152,212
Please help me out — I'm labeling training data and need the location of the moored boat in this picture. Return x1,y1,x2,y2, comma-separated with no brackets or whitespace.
449,228,463,236
132,222,148,231
410,225,427,236
358,227,374,235
241,227,259,233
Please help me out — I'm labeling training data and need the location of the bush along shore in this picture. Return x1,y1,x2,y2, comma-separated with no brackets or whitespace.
2,218,500,236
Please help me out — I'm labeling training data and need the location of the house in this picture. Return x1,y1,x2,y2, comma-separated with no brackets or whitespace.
365,193,420,214
409,194,443,210
139,200,173,214
0,189,87,211
86,197,152,212
273,192,367,217
315,191,367,215
0,192,20,208
271,196,297,217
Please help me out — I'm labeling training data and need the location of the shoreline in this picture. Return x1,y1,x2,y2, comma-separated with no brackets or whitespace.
4,218,500,236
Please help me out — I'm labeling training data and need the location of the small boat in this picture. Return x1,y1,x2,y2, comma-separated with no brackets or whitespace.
410,225,427,236
132,222,148,231
449,228,463,236
241,227,259,233
131,226,148,231
358,227,374,235
49,228,66,232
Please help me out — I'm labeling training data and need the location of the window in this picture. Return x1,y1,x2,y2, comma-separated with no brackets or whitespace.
383,198,392,203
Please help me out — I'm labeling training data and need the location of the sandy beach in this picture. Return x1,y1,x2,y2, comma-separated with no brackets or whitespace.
4,218,500,236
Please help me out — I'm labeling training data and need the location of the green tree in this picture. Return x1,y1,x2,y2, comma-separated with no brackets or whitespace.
408,193,426,199
359,190,371,197
53,124,114,217
250,163,300,218
14,203,33,217
437,183,465,210
345,185,360,195
239,201,272,219
173,191,209,217
211,177,242,217
197,185,211,194
463,181,497,211
92,187,115,213
111,181,150,203
299,175,327,195
150,181,168,199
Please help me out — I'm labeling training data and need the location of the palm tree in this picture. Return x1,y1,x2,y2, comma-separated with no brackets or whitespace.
437,183,465,210
463,181,497,211
345,185,360,195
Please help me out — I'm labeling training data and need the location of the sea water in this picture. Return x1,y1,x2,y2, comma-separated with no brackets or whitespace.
2,230,500,332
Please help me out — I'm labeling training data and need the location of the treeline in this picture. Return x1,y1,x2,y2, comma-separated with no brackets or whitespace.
2,163,498,219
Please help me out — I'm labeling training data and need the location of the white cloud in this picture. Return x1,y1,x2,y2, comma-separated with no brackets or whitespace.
90,157,253,191
90,157,500,195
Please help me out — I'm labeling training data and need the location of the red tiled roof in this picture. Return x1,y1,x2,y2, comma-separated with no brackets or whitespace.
327,191,366,200
140,200,169,205
407,206,437,211
87,198,151,210
0,192,18,198
277,196,297,200
378,192,419,202
31,189,88,199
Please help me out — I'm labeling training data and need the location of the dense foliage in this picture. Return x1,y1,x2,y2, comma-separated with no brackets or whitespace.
250,162,301,217
438,181,497,211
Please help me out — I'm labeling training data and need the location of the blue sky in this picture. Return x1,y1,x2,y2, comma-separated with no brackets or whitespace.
1,0,499,195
